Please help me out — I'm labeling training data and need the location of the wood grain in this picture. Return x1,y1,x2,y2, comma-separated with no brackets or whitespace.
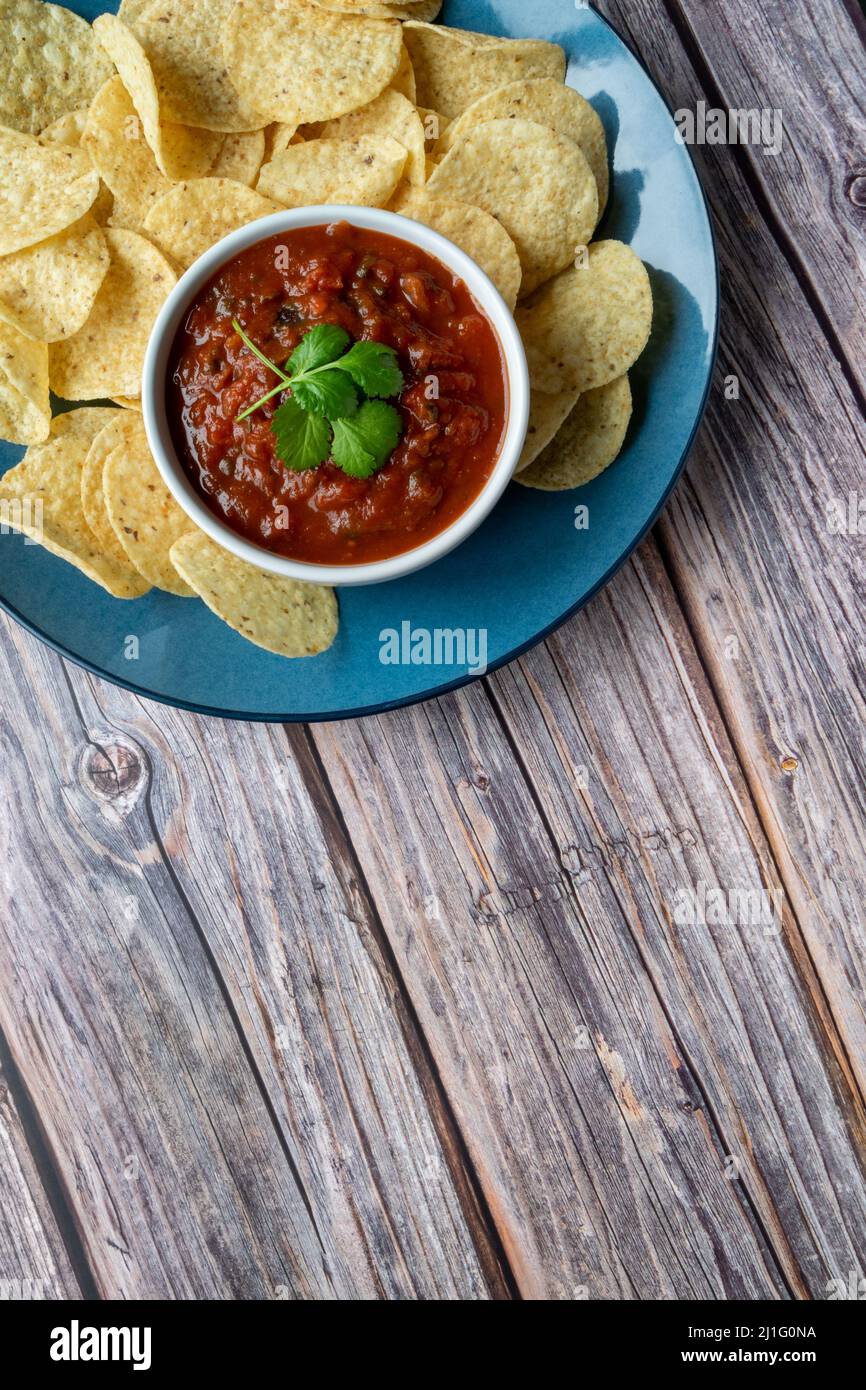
0,625,348,1298
669,0,866,395
0,1039,81,1300
68,663,509,1298
597,0,866,1093
313,544,866,1298
0,620,505,1299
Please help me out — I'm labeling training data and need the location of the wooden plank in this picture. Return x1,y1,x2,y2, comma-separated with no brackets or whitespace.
313,547,866,1298
0,621,347,1298
595,0,866,1093
67,663,508,1299
666,0,866,392
0,618,506,1299
0,1040,82,1300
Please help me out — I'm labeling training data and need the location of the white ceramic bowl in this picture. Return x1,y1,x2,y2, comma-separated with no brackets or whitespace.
142,205,529,587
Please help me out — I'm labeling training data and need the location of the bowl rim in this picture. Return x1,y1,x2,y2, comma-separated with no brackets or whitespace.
141,203,530,588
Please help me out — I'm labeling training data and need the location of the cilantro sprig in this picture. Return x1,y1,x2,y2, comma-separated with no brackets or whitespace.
232,319,404,476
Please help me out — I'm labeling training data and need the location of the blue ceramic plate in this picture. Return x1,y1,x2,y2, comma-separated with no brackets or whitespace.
0,0,718,721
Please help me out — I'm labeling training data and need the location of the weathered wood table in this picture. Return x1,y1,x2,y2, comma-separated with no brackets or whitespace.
1,0,864,1300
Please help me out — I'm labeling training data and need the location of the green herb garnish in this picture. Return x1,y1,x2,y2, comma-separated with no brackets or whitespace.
232,319,404,476
270,397,332,473
332,401,404,478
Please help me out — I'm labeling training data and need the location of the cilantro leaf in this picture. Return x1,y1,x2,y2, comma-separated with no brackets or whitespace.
331,400,402,478
271,398,332,472
332,442,379,479
287,323,350,376
235,323,405,480
290,368,358,419
334,340,404,398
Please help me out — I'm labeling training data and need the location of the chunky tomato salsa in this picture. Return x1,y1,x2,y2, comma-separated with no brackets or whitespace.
168,222,508,565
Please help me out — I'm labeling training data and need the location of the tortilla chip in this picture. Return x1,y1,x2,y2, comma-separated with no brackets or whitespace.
0,322,50,445
208,130,267,186
266,124,302,161
92,13,222,180
83,77,172,233
118,0,152,19
309,0,442,17
40,103,117,227
402,22,565,120
321,89,426,187
0,127,99,257
515,376,632,490
515,383,583,474
418,108,444,149
390,44,417,103
103,423,195,596
127,0,268,133
400,0,442,14
113,397,142,411
437,79,609,215
170,531,338,658
80,411,152,595
516,240,653,394
223,0,403,125
0,408,150,596
390,188,522,310
49,228,177,401
427,118,598,295
143,180,282,270
0,215,110,343
40,109,89,146
39,113,117,224
428,27,508,48
0,0,113,135
257,135,407,208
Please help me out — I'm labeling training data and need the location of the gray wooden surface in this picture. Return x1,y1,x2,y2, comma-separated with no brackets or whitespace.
1,0,864,1299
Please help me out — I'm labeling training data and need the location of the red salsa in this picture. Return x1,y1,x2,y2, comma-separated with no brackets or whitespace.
168,222,508,565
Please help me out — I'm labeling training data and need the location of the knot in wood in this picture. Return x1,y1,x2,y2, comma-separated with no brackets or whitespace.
846,173,866,208
82,741,146,803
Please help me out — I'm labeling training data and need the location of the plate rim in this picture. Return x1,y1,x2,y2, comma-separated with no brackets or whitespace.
0,4,720,725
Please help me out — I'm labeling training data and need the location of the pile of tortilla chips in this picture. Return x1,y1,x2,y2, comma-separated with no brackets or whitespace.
0,0,652,660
